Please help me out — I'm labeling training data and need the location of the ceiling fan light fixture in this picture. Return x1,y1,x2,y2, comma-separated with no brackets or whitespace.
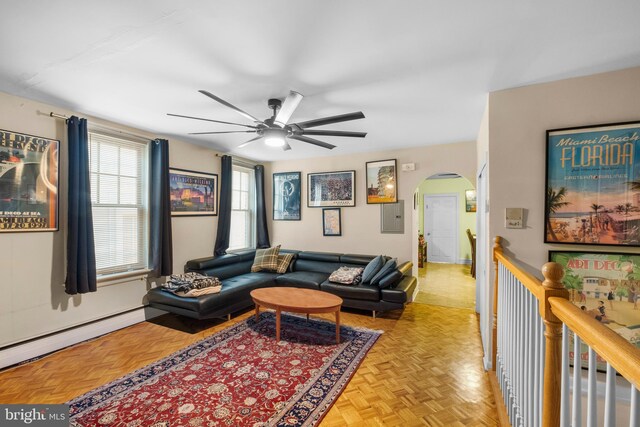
263,128,286,147
265,136,286,147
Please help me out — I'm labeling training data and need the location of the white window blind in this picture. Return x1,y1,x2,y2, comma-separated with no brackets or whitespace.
229,165,255,251
89,131,148,276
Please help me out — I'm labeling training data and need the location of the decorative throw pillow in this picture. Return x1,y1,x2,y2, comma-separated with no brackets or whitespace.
361,255,385,284
276,253,295,274
377,269,403,289
370,258,398,286
329,266,364,285
251,245,281,272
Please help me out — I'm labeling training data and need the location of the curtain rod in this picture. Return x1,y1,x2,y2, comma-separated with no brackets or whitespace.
216,153,260,168
88,123,150,144
50,112,69,120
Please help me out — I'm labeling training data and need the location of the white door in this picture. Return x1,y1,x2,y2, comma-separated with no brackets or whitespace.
424,194,458,263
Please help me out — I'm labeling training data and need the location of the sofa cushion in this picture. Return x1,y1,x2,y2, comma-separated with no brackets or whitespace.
381,287,408,304
276,253,295,274
339,254,375,265
377,269,403,289
185,254,238,270
320,281,381,301
222,271,278,287
251,246,281,272
275,271,329,290
370,258,397,286
297,251,341,262
187,260,253,280
361,255,385,283
293,260,344,274
148,272,277,313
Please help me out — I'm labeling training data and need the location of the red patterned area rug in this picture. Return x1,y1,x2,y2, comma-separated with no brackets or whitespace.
68,312,382,426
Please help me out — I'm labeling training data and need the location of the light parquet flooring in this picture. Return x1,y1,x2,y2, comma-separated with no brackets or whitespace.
0,304,497,426
414,263,476,310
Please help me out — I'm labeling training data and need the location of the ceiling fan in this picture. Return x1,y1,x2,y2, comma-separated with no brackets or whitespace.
168,90,366,151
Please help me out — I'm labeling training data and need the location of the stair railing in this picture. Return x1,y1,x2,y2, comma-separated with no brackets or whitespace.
491,236,640,427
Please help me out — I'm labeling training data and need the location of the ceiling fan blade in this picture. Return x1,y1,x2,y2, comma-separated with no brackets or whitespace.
167,113,258,129
290,135,335,150
199,90,263,124
301,130,367,138
291,111,365,129
189,130,256,135
274,91,303,127
282,140,292,151
237,135,263,149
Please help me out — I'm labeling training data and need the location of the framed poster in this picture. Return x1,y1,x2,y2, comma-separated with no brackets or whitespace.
0,129,59,232
322,208,341,236
169,168,218,216
549,250,640,370
273,172,301,220
465,189,477,212
366,159,397,204
545,121,640,246
307,170,355,207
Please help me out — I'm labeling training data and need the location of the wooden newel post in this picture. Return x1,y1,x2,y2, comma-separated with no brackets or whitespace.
491,236,503,371
540,262,569,427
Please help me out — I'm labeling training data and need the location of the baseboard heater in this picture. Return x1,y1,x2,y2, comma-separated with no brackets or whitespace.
0,306,165,370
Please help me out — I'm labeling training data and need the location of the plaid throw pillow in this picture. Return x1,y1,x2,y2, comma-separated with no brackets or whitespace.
251,245,281,272
276,253,294,274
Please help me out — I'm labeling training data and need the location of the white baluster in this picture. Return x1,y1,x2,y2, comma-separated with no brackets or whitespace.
510,273,516,423
518,281,523,422
560,324,569,427
539,313,545,424
604,363,616,427
572,333,582,427
630,385,639,427
587,347,597,427
533,299,543,426
526,294,532,427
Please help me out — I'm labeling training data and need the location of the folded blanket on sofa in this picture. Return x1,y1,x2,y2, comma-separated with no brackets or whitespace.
162,272,222,297
329,266,364,285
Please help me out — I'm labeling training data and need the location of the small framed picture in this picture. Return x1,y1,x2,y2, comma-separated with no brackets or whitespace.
273,172,301,220
307,170,355,207
169,168,218,216
366,159,397,204
322,208,342,236
465,189,477,212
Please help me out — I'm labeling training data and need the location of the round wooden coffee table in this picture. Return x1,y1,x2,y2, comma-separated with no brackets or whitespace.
250,287,343,344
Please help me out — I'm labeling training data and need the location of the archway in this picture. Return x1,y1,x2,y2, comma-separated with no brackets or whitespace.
412,172,476,309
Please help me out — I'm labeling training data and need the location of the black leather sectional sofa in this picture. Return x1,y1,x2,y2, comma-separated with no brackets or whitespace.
146,250,417,320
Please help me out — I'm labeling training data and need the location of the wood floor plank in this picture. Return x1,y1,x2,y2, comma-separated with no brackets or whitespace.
0,264,497,425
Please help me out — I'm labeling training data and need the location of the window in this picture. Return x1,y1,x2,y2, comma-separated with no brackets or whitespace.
229,164,255,251
89,131,148,277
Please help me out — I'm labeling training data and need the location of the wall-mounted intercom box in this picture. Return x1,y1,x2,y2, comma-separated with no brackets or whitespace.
506,208,524,229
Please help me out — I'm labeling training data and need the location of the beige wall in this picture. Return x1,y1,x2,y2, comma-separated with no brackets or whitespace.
0,91,221,347
269,141,477,265
488,66,640,271
168,141,220,273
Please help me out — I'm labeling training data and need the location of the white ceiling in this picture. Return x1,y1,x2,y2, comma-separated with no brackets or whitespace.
2,1,640,161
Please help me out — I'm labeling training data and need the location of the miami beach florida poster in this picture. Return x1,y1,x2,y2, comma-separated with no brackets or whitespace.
545,121,640,246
